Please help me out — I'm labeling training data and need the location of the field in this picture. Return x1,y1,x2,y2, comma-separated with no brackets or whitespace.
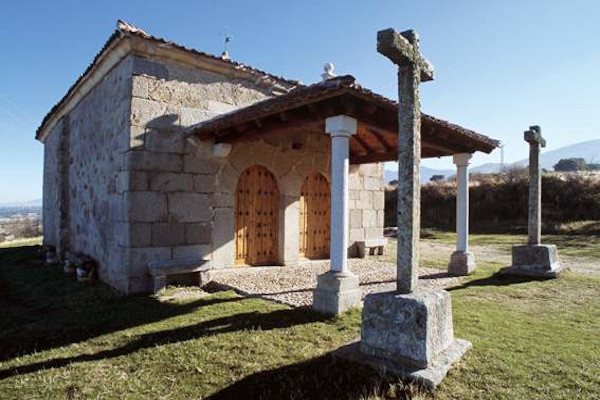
1,234,599,399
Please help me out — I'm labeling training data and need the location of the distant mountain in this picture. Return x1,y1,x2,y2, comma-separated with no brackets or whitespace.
0,199,42,208
513,139,600,170
385,166,455,184
471,163,503,174
383,139,600,183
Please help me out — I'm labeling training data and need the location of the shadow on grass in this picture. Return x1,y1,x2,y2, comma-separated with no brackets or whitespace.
446,270,554,292
0,246,246,362
206,352,414,400
0,306,329,379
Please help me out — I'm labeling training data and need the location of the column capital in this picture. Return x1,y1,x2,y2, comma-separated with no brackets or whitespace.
452,153,473,167
325,115,357,137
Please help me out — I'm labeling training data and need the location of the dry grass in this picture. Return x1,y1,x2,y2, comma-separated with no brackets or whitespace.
1,242,599,399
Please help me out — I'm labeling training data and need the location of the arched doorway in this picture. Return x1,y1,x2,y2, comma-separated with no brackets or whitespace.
235,165,279,266
299,173,330,259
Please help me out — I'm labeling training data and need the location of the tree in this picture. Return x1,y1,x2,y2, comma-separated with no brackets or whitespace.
588,163,600,171
430,174,445,182
554,158,588,172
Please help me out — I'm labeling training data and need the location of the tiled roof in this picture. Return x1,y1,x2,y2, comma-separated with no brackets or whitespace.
190,75,501,152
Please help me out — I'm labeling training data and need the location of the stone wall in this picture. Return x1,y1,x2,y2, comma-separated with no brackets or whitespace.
210,129,332,270
66,56,133,291
121,54,284,292
348,163,386,256
42,49,386,294
42,119,64,250
42,56,133,292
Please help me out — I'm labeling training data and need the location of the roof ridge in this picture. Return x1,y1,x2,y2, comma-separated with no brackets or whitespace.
36,20,302,140
115,19,301,86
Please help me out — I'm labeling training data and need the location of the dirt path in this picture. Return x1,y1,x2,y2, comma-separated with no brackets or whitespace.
421,240,599,277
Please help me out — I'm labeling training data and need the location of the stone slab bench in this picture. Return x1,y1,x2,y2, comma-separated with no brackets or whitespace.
357,238,388,258
148,258,211,293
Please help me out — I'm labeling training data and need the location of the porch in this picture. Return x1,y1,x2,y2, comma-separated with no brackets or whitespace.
188,74,499,313
210,246,462,308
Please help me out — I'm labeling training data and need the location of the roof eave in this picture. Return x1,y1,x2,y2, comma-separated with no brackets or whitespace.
36,31,130,142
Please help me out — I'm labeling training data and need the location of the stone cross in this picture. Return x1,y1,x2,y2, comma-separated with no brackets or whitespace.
377,28,434,294
524,125,546,245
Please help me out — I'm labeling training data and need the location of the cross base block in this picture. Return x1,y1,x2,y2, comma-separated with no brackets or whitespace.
501,244,566,278
356,290,470,388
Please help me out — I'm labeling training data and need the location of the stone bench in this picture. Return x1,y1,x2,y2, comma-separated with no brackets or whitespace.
356,238,388,258
148,258,211,293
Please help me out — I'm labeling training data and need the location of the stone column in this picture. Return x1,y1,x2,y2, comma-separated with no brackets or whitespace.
504,125,565,278
357,29,472,390
395,59,421,294
313,115,361,314
329,117,353,272
448,153,475,275
527,131,542,245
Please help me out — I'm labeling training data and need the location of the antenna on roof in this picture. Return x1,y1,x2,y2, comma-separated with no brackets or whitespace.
222,35,233,60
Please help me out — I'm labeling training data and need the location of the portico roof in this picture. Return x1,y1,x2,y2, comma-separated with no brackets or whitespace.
189,75,500,164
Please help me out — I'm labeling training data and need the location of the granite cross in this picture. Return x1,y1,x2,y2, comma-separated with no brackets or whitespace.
524,125,546,246
377,28,434,294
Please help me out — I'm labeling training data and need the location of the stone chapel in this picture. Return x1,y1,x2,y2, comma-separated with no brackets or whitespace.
37,21,498,294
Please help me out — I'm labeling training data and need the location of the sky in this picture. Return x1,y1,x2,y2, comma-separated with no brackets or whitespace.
0,0,599,203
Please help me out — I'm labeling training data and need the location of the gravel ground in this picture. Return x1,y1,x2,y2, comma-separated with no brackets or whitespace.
210,257,463,308
208,239,598,308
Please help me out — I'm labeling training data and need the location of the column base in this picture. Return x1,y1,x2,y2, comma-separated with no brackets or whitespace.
313,271,362,315
355,290,471,389
448,251,475,276
500,244,567,278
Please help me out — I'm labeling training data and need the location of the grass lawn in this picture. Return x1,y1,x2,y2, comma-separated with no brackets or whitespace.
1,242,600,399
0,236,42,249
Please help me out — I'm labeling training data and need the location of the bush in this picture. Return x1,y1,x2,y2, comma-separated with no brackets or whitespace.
554,158,588,172
385,173,600,233
1,217,42,240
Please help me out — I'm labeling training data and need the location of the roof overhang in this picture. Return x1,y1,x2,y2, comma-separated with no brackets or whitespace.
189,76,500,163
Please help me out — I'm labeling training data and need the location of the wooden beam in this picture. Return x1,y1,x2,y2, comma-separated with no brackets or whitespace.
421,140,453,154
214,110,317,143
424,127,478,154
354,134,377,154
369,128,394,152
350,147,441,164
364,103,378,115
341,95,356,115
307,103,323,118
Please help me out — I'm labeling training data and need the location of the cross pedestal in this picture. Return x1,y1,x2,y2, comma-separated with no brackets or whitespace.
502,126,566,278
341,28,471,389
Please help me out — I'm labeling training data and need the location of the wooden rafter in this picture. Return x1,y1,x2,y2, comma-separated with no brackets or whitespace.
353,134,377,154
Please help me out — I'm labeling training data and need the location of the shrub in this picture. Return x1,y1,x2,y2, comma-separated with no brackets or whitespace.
385,173,600,233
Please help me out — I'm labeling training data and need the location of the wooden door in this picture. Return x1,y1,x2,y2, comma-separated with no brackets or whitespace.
299,173,330,259
235,165,279,266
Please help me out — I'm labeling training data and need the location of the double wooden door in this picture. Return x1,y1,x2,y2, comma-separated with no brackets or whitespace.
299,173,330,259
235,165,279,266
